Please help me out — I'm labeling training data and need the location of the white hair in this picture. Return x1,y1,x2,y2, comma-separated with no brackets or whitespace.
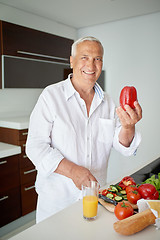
71,36,104,57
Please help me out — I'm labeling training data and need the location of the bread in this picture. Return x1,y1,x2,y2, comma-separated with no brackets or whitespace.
113,209,156,235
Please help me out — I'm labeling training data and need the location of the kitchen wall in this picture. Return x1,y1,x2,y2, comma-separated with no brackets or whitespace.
0,3,77,117
78,12,160,183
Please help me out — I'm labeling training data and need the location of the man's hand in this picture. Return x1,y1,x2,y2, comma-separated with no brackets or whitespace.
70,165,97,190
116,101,142,147
55,158,97,190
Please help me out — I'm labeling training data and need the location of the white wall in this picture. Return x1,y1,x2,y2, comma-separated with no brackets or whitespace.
78,12,160,183
0,3,77,117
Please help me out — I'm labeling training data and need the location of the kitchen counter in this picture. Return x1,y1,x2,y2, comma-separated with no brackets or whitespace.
0,115,29,130
9,198,159,240
0,142,21,158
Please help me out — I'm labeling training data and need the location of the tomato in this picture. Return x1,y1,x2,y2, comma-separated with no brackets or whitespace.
120,86,137,110
127,190,141,204
101,189,108,196
126,185,138,194
114,201,134,220
138,183,159,200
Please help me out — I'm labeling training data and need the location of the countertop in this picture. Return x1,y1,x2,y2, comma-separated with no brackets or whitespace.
0,115,29,130
0,142,21,158
9,197,159,240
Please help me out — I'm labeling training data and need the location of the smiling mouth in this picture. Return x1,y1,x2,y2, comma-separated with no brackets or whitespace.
83,71,95,75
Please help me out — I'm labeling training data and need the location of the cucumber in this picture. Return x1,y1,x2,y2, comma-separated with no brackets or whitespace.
114,196,123,202
106,193,114,199
120,190,126,195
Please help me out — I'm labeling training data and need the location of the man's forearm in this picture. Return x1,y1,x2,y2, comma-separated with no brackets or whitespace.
118,126,135,147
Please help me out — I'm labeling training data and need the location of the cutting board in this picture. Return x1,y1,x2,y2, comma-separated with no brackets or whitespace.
98,198,138,213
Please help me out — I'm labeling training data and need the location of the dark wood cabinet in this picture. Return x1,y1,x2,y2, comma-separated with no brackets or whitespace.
0,126,38,224
0,155,21,227
0,20,73,89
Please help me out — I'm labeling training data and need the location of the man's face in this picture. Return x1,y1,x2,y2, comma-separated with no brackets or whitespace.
70,41,103,88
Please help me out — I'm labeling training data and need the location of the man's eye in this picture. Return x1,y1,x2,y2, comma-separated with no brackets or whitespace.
95,58,102,61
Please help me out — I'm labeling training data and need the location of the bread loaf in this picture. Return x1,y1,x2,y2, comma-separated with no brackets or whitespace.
113,209,156,235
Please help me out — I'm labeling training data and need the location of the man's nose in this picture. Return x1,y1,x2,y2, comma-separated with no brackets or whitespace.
86,59,95,69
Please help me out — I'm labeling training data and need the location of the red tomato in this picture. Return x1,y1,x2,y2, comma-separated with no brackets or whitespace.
120,86,137,110
138,183,159,200
102,189,108,196
126,185,138,194
127,190,141,204
114,201,134,220
118,176,136,189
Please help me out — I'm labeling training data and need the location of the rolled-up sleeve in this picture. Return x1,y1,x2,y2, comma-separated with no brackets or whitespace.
113,125,141,156
26,93,64,177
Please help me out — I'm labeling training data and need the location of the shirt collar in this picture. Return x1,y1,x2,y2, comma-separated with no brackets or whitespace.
64,74,104,101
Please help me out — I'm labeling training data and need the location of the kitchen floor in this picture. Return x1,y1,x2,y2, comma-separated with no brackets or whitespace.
0,212,36,240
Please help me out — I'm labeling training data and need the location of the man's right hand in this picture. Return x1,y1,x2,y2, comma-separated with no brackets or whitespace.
54,158,97,190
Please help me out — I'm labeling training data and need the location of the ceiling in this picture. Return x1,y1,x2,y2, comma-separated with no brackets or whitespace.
0,0,160,28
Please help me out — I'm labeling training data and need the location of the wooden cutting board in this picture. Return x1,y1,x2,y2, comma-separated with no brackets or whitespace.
98,198,138,213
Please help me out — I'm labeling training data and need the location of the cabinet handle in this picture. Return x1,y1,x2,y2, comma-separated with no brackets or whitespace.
0,160,7,165
0,196,9,201
24,169,36,175
17,50,69,62
23,144,26,147
24,185,35,191
22,132,28,136
23,155,27,158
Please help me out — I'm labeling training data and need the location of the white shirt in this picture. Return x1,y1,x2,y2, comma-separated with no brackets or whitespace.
26,74,141,222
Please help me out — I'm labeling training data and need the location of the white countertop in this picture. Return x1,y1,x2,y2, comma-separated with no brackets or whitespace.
0,116,29,129
0,142,21,158
9,199,159,240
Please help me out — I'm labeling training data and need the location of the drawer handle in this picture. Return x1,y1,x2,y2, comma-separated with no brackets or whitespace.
23,144,26,147
0,160,7,165
23,155,27,158
0,196,9,201
22,132,28,136
24,169,36,175
24,185,35,191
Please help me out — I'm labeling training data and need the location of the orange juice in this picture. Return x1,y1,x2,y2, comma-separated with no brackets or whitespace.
83,195,98,218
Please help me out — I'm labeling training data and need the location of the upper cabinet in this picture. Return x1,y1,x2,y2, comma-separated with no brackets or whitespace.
0,21,74,89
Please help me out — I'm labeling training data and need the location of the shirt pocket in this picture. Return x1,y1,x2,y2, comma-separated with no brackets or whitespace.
98,118,115,145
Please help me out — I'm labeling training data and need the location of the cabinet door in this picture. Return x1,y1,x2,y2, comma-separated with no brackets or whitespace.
0,155,20,192
2,21,73,61
0,187,21,227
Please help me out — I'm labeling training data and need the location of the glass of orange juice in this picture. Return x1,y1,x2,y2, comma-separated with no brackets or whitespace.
82,181,100,220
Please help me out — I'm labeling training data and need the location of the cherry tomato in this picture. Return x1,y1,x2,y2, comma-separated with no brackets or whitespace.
126,185,138,194
127,190,141,204
114,201,134,220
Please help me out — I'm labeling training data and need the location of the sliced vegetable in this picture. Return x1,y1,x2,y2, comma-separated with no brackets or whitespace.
119,176,136,189
106,193,114,199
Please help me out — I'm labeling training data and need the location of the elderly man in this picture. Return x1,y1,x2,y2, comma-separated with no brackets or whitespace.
26,36,142,223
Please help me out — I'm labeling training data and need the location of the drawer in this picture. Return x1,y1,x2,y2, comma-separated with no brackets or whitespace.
21,181,37,216
0,155,20,192
20,166,37,185
0,127,28,145
19,153,35,169
0,187,21,227
19,139,27,152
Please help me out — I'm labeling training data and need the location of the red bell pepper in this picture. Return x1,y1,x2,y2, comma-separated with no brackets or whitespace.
120,86,137,110
118,176,136,190
138,183,159,200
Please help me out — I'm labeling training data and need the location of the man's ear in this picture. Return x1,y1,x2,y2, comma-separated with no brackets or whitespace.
70,56,73,69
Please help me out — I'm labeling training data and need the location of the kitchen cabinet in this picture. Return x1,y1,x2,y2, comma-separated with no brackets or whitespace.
0,20,73,88
0,126,37,217
0,154,21,227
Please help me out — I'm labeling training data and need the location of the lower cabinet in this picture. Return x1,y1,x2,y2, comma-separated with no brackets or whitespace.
0,155,21,227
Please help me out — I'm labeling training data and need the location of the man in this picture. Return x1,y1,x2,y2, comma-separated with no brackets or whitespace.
26,36,142,223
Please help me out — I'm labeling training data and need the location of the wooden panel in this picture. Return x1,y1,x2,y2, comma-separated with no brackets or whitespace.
0,187,21,227
0,155,20,192
0,127,28,145
21,182,37,216
20,166,37,185
19,153,35,169
2,21,73,61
